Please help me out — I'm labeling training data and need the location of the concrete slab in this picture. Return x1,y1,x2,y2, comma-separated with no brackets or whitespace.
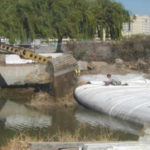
5,53,63,64
0,64,51,86
83,142,150,150
28,142,150,150
28,142,84,150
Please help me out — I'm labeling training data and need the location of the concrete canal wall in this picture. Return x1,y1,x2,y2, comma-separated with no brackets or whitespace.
0,54,77,97
0,64,51,86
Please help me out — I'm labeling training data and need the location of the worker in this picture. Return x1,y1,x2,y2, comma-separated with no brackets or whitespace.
104,74,122,86
93,52,97,60
75,68,80,77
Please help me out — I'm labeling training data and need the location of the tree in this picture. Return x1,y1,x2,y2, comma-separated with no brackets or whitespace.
0,0,96,52
0,0,53,43
48,0,96,52
0,0,129,49
91,0,130,40
0,0,20,43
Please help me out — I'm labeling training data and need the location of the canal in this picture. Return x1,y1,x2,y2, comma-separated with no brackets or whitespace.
0,92,142,147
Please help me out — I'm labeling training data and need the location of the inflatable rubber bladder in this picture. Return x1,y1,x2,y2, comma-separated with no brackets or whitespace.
74,74,150,125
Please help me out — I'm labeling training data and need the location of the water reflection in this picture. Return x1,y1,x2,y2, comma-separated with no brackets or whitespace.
75,106,143,136
0,99,52,130
0,97,141,147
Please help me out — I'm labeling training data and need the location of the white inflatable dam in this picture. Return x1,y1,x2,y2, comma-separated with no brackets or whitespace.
74,74,150,125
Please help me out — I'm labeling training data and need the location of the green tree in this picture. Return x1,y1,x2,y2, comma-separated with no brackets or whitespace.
91,0,130,40
0,0,95,51
0,0,96,52
0,0,20,43
0,0,53,43
48,0,96,52
0,0,129,49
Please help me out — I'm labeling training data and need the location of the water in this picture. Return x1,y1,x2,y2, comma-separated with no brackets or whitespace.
0,96,142,146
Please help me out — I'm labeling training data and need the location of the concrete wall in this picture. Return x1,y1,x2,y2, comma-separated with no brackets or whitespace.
0,64,52,86
63,41,113,62
0,54,77,97
53,71,76,97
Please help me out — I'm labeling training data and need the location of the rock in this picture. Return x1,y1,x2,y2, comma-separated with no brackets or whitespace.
87,64,94,70
128,64,138,70
77,61,88,71
137,59,149,71
115,58,124,65
87,62,94,70
137,59,147,65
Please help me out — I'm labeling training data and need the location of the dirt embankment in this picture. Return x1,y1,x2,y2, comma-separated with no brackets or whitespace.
63,36,150,64
26,88,77,110
82,61,141,75
63,38,150,73
0,86,77,110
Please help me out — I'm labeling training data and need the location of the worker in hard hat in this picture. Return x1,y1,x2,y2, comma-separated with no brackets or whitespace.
75,68,81,77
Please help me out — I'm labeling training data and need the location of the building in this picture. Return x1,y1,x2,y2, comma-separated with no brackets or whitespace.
122,15,150,36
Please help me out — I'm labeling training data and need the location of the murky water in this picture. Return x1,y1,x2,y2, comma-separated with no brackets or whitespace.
0,94,143,146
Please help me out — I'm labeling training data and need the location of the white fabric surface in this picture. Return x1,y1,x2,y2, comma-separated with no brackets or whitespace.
75,74,150,125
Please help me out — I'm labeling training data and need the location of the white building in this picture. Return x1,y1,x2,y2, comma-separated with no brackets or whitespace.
122,15,150,36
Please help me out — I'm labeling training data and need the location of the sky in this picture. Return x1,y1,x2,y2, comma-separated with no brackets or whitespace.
115,0,150,16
